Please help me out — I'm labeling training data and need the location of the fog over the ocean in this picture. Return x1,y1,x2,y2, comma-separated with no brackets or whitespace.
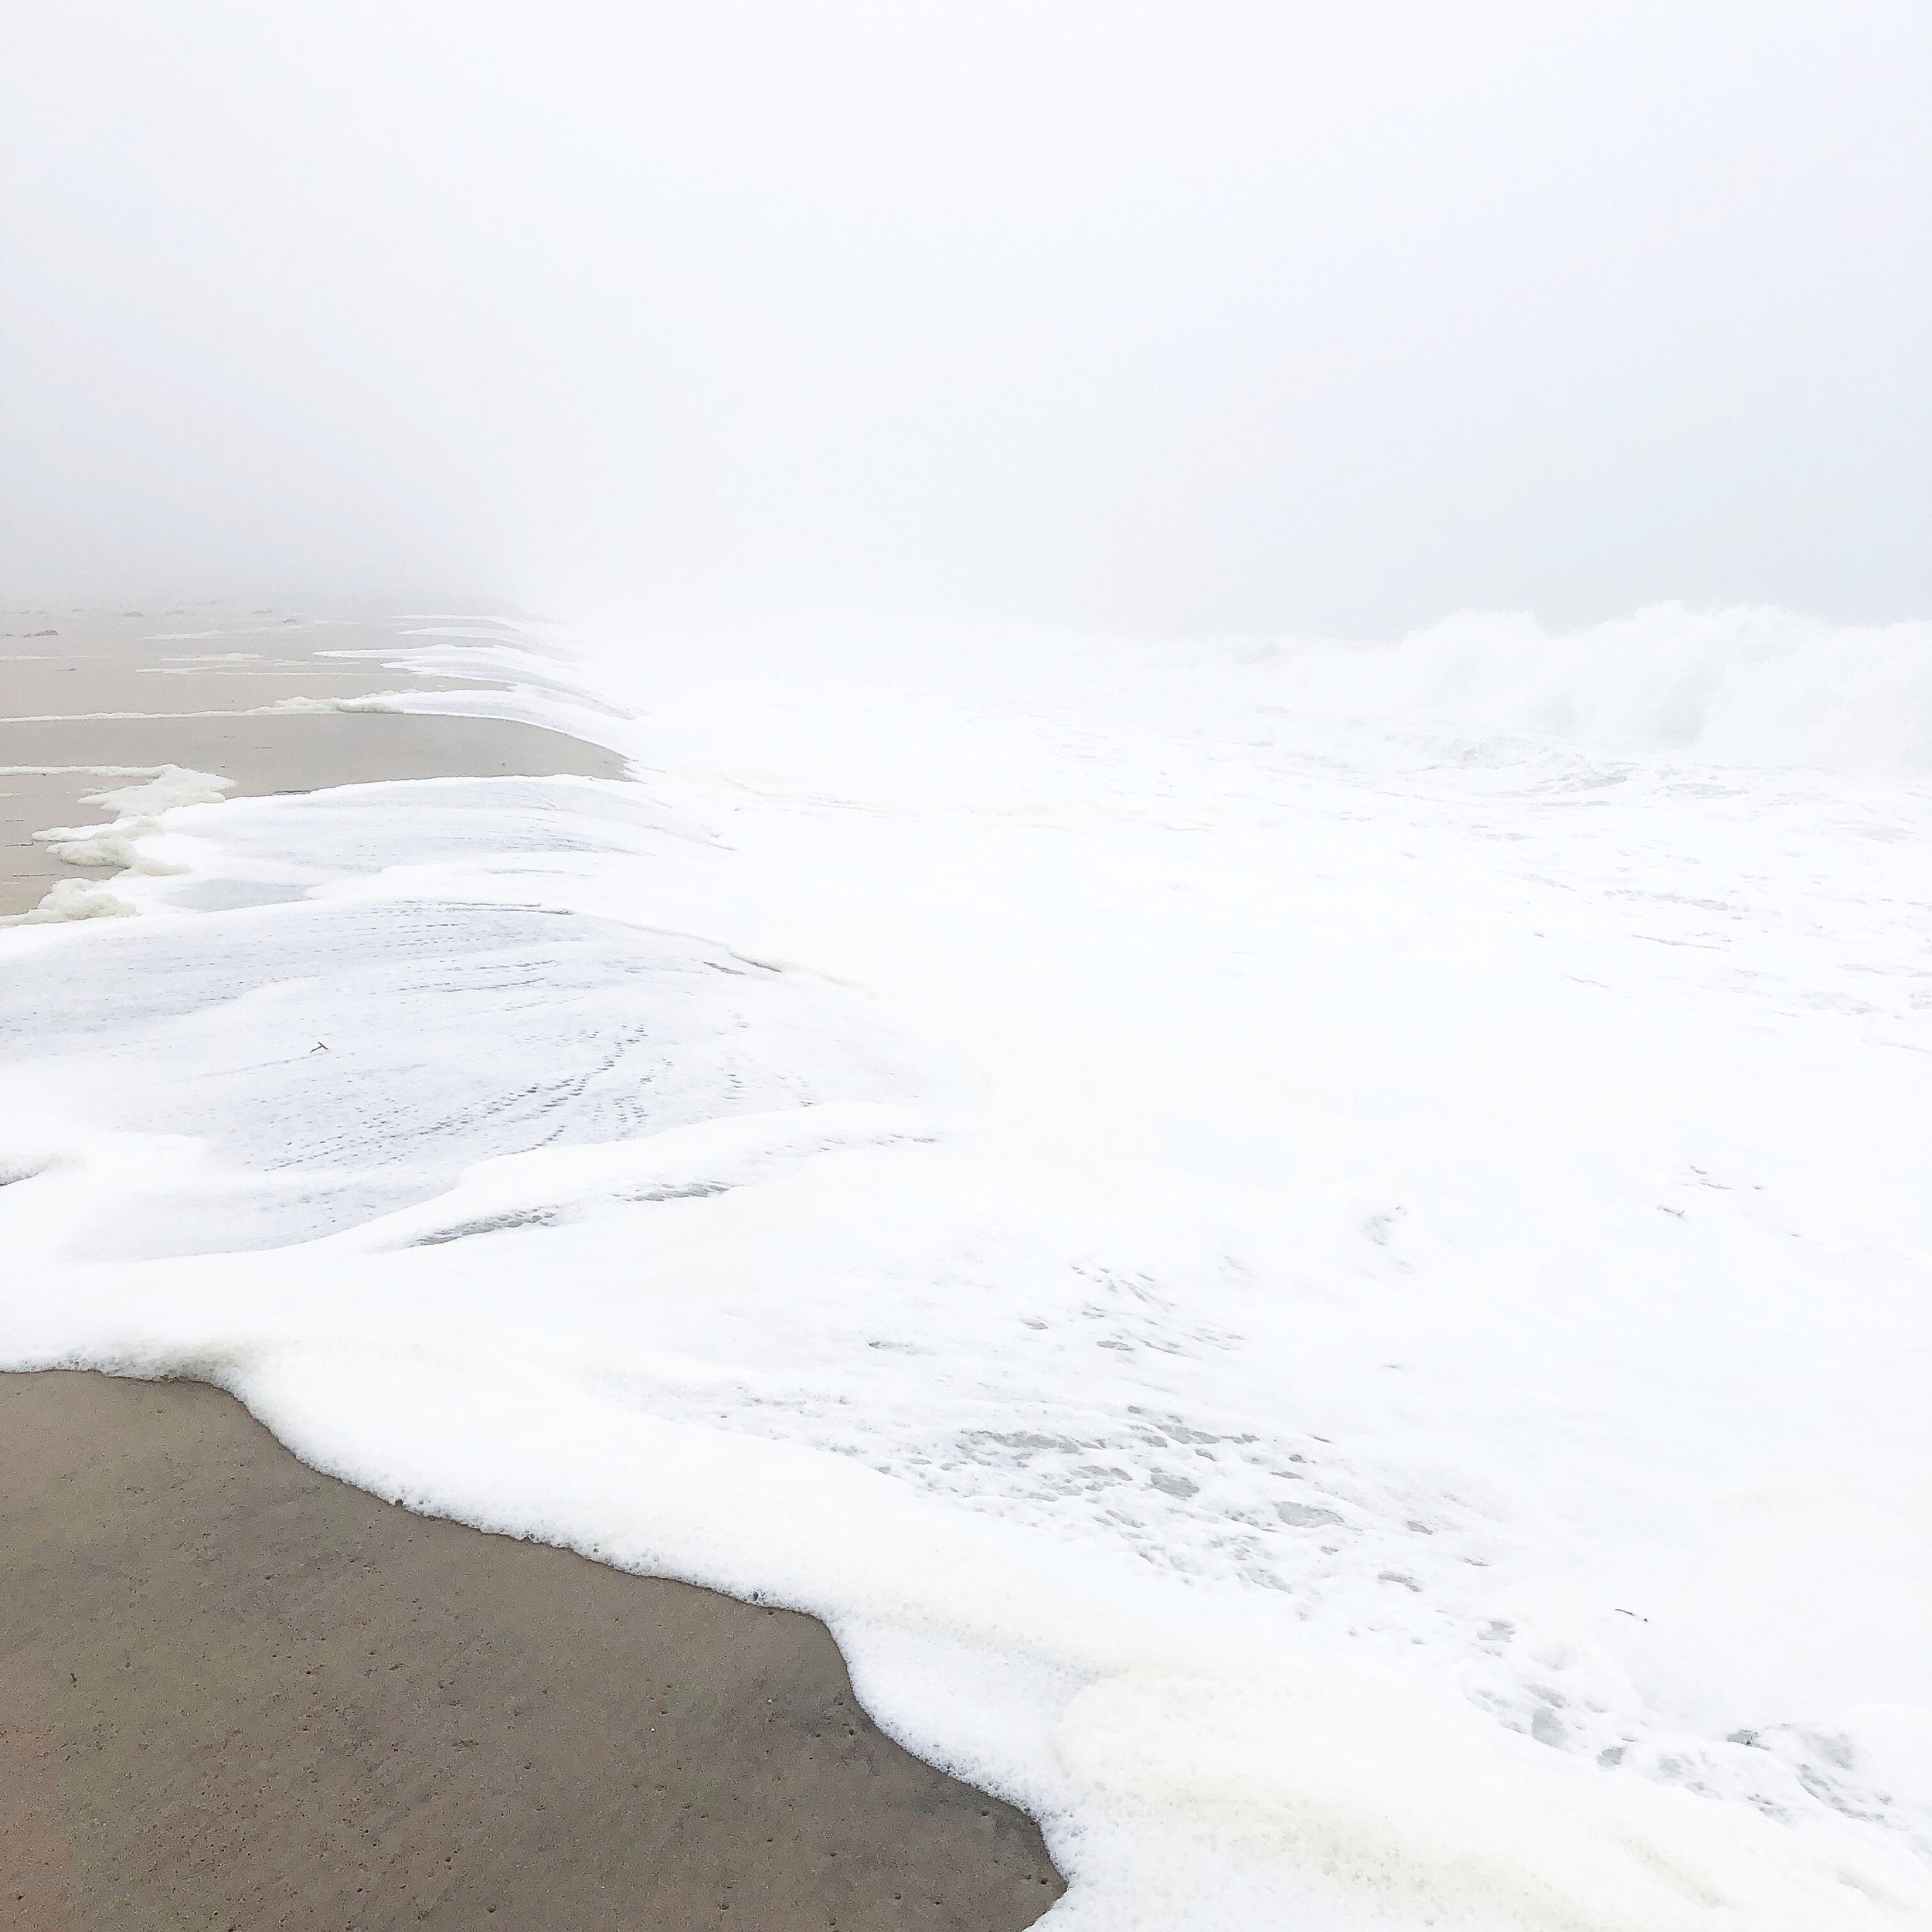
3,2,1926,634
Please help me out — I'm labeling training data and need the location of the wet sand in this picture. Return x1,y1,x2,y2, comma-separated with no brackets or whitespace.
1,605,622,916
0,608,1065,1928
0,1372,1062,1931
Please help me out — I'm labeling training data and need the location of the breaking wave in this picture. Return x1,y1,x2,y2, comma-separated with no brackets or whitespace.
1236,604,1932,774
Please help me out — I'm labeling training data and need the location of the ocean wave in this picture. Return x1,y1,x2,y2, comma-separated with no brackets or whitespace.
1236,604,1932,774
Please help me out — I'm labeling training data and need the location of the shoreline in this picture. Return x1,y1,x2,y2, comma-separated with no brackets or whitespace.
0,607,1065,1928
1,1370,1063,1930
1,606,623,917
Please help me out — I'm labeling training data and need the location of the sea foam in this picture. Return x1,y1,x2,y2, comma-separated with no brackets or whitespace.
3,607,1929,1927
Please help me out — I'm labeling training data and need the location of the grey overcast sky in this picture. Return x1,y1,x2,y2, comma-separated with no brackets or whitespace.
2,2,1927,634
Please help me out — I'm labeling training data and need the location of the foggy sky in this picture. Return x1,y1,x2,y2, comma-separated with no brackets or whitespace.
3,2,1927,635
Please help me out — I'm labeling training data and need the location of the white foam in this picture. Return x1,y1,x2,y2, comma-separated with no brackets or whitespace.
265,692,404,714
2,610,1929,1927
5,877,139,923
82,763,232,815
12,764,232,910
1208,603,1932,774
0,763,231,815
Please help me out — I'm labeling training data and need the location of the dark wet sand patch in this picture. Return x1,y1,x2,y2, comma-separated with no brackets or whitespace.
0,1372,1063,1930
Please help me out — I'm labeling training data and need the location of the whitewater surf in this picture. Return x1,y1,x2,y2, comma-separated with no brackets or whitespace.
3,605,1928,1929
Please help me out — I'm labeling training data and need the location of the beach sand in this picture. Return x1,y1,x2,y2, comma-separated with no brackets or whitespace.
0,610,1064,1928
1,1372,1063,1930
1,605,623,917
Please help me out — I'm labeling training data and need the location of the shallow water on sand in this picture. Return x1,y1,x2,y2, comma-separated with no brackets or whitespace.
4,609,1930,1929
0,606,617,914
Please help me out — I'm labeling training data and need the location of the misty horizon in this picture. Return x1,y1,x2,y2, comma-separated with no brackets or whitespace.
4,2,1927,636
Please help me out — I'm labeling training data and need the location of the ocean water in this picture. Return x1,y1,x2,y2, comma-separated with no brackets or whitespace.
4,607,1930,1928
